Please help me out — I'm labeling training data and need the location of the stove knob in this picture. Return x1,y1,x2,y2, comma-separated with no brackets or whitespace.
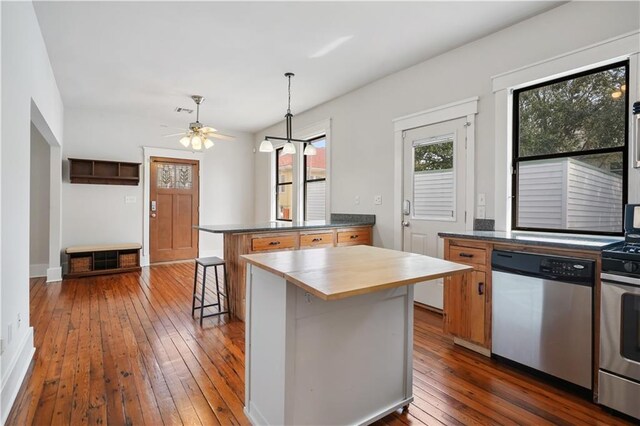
623,262,639,273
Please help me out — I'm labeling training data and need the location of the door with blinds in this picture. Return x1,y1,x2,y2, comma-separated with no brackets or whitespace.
402,118,467,309
150,157,199,263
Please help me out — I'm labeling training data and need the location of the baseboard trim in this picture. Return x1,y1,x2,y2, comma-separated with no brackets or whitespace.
29,264,47,278
46,266,62,283
1,327,35,425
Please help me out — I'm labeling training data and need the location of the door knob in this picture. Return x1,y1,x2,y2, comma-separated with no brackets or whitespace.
401,221,410,227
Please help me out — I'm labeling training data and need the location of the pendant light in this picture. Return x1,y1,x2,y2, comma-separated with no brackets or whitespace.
260,73,316,156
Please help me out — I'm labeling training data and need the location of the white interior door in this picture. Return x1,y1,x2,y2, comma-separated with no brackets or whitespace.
402,118,467,309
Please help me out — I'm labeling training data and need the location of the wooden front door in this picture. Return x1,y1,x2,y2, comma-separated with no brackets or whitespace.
150,157,199,263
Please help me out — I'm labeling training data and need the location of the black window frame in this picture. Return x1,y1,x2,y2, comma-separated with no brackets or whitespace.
303,135,327,221
511,60,629,236
275,147,293,222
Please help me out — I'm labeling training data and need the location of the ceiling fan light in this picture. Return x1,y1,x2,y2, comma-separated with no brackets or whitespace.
283,141,296,155
179,135,191,147
259,139,274,152
204,138,214,149
303,144,317,156
191,135,202,150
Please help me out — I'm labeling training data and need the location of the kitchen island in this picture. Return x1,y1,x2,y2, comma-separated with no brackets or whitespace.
241,245,471,425
197,214,375,320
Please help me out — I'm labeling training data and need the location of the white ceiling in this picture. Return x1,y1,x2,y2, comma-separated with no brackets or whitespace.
34,1,561,133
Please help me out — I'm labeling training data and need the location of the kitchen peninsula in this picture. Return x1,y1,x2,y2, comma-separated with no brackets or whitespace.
197,214,375,320
241,245,472,425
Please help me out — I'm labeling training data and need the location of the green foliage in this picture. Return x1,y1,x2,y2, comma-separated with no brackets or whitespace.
518,66,626,160
414,141,453,172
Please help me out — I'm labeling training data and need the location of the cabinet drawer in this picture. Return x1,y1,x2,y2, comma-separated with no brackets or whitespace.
449,246,486,266
300,232,334,248
337,229,371,246
251,235,296,252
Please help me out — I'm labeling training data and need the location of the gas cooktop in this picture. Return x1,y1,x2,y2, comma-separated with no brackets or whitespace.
602,242,640,275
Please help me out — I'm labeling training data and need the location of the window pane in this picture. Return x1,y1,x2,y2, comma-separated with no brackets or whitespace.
278,149,293,184
517,65,626,157
305,180,326,220
517,152,623,232
277,184,292,220
305,139,326,180
413,138,454,219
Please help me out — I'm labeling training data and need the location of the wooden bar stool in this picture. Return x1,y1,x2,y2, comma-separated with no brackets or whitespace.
191,256,230,325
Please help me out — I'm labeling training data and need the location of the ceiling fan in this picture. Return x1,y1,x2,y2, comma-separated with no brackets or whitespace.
164,95,234,150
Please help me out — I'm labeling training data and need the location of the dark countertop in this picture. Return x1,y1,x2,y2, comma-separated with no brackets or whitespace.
438,230,623,251
197,214,375,234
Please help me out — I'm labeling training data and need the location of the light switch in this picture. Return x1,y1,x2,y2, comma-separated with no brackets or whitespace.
125,196,137,204
374,195,382,205
478,193,486,206
354,195,360,205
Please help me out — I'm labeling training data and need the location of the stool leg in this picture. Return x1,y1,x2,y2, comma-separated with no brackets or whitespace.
191,263,199,317
200,266,207,326
214,265,222,314
223,263,230,316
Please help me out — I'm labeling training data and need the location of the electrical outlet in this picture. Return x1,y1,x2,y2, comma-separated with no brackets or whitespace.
354,195,360,205
125,196,137,204
478,193,486,206
477,206,486,219
374,195,382,205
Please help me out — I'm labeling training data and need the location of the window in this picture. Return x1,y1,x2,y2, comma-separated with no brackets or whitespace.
276,147,293,221
303,136,327,220
512,61,628,235
413,135,455,219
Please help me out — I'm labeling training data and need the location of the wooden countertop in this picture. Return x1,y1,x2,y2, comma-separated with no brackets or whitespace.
241,245,472,301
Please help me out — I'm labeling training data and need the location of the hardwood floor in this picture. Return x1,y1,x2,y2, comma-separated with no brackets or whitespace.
7,263,632,425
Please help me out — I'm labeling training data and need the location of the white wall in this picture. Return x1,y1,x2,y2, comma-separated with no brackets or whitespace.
61,108,255,266
29,124,50,274
254,1,640,248
1,2,64,423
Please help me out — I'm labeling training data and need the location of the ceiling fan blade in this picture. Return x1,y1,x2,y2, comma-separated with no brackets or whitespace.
163,132,187,137
160,124,188,131
201,126,217,133
206,132,235,141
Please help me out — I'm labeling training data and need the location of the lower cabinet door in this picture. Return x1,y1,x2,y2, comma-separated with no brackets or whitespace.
443,270,487,347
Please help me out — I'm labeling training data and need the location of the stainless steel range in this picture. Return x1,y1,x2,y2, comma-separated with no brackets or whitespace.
599,204,640,420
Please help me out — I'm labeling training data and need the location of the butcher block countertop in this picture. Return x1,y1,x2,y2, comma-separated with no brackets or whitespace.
241,245,472,301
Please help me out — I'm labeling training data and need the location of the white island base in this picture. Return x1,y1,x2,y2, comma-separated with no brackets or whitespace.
244,264,414,426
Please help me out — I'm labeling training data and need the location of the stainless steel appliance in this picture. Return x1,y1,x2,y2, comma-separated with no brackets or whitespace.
599,204,640,420
492,250,594,390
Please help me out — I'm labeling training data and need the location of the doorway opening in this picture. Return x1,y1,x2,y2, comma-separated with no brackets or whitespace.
149,157,200,263
29,124,50,278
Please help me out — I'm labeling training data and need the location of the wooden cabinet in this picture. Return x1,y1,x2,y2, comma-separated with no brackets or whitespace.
300,232,334,248
251,234,297,252
69,158,140,185
65,243,142,278
336,227,372,246
443,240,491,351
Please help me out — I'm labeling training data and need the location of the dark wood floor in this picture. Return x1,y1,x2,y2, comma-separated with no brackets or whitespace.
7,263,632,425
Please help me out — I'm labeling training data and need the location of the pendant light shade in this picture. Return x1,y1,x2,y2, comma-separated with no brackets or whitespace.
204,139,214,149
191,135,202,150
283,141,296,155
179,135,191,147
303,144,317,156
259,139,274,152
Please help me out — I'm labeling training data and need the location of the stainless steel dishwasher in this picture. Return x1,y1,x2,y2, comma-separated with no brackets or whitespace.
491,250,595,390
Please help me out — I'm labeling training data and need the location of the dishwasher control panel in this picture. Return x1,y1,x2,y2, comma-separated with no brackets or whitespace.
540,258,593,278
492,250,594,284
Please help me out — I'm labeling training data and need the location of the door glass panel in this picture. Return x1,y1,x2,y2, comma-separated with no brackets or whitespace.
413,135,455,220
621,293,640,363
175,165,193,189
157,164,175,188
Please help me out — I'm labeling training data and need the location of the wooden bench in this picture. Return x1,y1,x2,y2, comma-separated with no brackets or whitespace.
65,243,142,278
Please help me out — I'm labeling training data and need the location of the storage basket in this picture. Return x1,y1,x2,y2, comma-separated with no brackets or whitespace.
70,256,92,273
119,252,138,268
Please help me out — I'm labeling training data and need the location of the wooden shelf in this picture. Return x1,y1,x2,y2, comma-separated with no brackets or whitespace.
69,158,141,185
65,245,141,278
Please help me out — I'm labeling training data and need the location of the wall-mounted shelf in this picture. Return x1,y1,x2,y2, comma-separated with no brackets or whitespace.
69,158,141,185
